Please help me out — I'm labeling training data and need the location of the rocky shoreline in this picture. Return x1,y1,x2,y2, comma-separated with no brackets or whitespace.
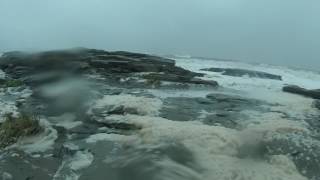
0,48,320,180
0,48,217,87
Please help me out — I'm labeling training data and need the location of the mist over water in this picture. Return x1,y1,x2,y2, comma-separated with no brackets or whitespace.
0,0,319,69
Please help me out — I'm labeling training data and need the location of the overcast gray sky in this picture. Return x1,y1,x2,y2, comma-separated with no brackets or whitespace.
0,0,319,69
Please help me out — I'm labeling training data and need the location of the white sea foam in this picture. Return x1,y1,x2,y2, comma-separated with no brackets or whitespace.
53,149,94,180
173,57,320,126
112,115,308,180
89,83,312,180
83,57,320,179
86,133,136,144
0,101,18,122
69,151,94,171
0,86,32,122
174,57,320,90
0,69,5,79
49,113,82,129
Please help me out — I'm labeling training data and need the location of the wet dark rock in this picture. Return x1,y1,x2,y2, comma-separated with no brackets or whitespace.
87,114,141,131
195,98,213,105
202,113,238,129
0,78,6,84
91,105,140,118
80,142,197,180
0,48,215,91
283,85,320,99
206,93,256,104
106,105,139,115
0,48,202,81
0,150,61,180
21,72,65,86
237,141,268,159
313,100,320,110
160,95,266,128
89,105,142,131
142,73,218,87
67,123,100,137
263,135,320,180
97,121,141,131
201,67,282,80
53,144,79,159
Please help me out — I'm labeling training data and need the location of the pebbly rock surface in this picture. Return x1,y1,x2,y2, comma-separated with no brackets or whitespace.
283,85,320,99
201,67,282,80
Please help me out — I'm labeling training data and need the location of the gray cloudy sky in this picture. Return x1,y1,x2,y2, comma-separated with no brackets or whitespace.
0,0,319,69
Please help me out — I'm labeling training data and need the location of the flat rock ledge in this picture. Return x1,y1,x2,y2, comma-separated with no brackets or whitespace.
283,85,320,99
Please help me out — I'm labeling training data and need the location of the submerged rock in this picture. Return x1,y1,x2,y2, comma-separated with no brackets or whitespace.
201,67,282,80
283,85,320,99
160,94,267,128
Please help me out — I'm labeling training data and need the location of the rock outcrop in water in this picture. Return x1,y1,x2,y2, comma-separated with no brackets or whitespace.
0,48,216,87
283,85,320,99
313,100,320,110
201,67,282,80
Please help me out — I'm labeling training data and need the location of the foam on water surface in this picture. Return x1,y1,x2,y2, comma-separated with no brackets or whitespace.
84,89,319,179
86,133,136,144
174,57,320,90
0,69,5,79
53,148,94,180
100,114,308,180
85,93,307,178
49,113,82,129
